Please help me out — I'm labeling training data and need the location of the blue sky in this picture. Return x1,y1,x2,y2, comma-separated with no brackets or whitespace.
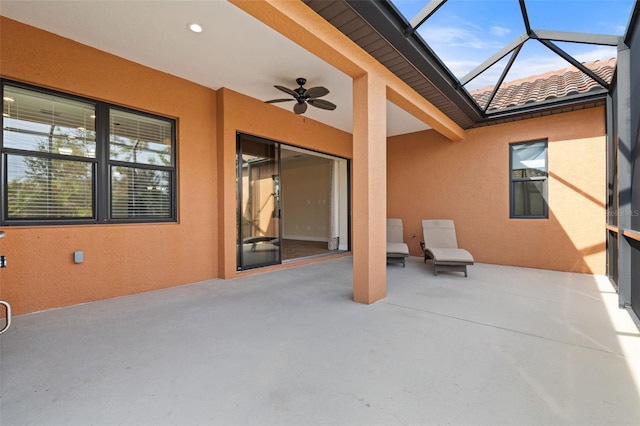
391,0,635,90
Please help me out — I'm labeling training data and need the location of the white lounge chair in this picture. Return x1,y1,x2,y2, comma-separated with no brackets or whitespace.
421,219,474,277
387,218,410,267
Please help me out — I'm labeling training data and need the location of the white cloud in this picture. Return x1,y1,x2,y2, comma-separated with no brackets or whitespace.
595,19,630,36
490,25,511,37
434,39,619,91
571,45,618,63
440,59,484,80
418,12,619,92
420,26,489,50
504,55,568,81
418,15,505,52
418,19,515,80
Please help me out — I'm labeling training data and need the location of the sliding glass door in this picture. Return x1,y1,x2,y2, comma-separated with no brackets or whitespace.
237,133,350,271
237,134,281,270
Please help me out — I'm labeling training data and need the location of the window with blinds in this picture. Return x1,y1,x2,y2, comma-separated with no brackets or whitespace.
1,81,176,225
510,140,548,218
2,85,96,220
109,109,173,219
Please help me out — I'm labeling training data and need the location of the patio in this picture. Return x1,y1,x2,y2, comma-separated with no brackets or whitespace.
1,256,639,425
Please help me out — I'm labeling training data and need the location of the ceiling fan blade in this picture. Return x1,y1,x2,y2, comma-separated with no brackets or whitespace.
274,85,297,97
265,98,295,103
305,86,329,98
307,99,336,110
293,102,307,114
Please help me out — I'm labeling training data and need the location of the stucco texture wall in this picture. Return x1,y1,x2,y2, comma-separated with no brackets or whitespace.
0,16,607,314
0,18,352,312
0,18,219,314
387,108,606,274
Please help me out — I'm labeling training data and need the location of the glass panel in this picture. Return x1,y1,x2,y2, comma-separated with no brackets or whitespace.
513,181,545,216
409,0,525,81
486,40,575,111
466,53,515,110
552,42,617,81
111,166,171,218
607,230,618,286
237,135,281,270
389,0,634,113
280,147,334,259
512,141,547,178
6,153,93,219
526,0,634,36
109,109,172,166
3,85,96,157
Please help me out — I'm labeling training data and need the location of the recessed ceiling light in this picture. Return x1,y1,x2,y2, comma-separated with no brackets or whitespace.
188,23,203,33
3,97,15,102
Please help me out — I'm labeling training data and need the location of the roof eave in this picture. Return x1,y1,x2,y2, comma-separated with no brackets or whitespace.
346,0,484,122
473,90,609,126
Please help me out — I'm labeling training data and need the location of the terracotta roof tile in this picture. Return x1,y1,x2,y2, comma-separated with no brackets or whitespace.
470,58,616,111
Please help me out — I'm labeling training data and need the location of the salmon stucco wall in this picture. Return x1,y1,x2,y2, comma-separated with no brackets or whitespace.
0,18,219,314
387,107,606,274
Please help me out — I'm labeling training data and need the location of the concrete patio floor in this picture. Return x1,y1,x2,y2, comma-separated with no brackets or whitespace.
1,256,639,425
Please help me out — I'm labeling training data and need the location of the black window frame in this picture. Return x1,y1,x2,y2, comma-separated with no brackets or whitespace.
509,139,549,219
1,79,177,226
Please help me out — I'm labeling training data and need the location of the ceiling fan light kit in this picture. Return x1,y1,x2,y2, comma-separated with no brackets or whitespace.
265,77,337,114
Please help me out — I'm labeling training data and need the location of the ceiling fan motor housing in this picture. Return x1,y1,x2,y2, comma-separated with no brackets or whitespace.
295,78,307,101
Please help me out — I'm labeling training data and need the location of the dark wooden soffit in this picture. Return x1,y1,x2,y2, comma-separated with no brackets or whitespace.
302,0,609,129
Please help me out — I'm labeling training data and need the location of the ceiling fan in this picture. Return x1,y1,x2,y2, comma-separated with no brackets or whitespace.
265,78,337,114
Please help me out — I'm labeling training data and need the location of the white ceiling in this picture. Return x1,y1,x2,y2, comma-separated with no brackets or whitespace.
0,0,430,137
